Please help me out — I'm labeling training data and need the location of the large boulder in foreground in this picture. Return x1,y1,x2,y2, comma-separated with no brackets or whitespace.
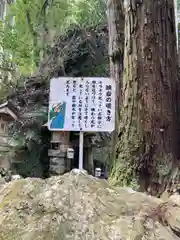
0,169,180,240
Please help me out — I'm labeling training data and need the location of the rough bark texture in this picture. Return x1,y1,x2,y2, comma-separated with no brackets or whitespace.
110,0,180,195
107,0,124,162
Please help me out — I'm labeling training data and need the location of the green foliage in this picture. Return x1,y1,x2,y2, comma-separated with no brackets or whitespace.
9,123,50,177
109,155,139,190
10,129,41,151
1,0,106,77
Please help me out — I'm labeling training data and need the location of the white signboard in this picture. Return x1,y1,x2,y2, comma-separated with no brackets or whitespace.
48,77,115,132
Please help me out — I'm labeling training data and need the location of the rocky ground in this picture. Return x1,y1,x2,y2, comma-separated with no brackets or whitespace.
0,169,180,239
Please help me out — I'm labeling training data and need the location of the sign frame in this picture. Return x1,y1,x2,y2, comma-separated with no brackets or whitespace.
48,77,116,169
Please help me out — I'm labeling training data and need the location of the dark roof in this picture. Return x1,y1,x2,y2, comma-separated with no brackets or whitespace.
0,101,19,120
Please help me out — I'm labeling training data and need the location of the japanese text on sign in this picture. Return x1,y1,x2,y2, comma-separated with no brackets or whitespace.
48,77,115,132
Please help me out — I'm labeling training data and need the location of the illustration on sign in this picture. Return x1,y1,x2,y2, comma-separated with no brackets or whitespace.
48,77,115,132
49,102,66,129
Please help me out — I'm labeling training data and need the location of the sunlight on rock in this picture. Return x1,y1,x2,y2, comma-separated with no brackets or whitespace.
0,172,179,239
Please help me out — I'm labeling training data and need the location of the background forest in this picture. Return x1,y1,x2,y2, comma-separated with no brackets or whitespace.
0,0,106,77
0,0,109,178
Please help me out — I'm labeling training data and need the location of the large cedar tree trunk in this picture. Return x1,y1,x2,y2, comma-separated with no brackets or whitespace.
107,0,124,162
110,0,180,195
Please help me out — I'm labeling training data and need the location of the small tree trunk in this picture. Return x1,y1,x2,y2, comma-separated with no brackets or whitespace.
107,0,124,163
84,147,94,175
110,0,180,195
0,0,6,20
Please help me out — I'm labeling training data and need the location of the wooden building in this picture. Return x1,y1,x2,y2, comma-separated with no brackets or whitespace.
0,101,19,170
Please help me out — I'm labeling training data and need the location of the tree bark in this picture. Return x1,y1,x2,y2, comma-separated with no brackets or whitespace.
23,0,40,67
0,0,6,20
107,0,124,163
84,147,94,175
110,0,180,195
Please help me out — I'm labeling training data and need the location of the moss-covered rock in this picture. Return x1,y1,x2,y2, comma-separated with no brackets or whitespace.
0,169,179,239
